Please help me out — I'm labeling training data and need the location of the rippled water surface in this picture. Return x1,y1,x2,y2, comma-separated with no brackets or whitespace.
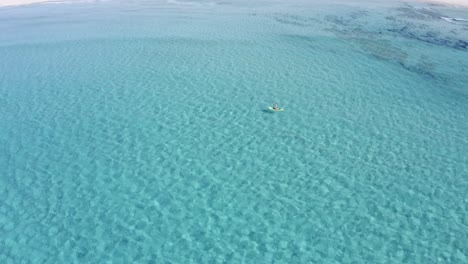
1,0,467,263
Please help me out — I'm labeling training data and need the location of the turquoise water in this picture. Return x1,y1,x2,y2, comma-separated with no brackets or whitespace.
1,0,468,262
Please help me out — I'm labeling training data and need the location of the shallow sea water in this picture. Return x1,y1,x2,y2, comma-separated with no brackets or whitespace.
0,0,467,263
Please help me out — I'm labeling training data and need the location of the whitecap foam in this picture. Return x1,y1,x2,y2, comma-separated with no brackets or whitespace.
440,16,468,22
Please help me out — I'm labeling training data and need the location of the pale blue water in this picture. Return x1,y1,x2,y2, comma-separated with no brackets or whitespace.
1,0,468,263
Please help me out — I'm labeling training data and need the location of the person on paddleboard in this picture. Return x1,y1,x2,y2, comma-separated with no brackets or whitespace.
273,102,280,110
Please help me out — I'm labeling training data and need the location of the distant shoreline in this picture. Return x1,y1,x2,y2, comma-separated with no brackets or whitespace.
1,0,468,8
0,0,56,7
0,0,87,8
417,0,468,7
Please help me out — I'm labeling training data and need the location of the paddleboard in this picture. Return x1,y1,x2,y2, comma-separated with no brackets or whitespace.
268,106,284,112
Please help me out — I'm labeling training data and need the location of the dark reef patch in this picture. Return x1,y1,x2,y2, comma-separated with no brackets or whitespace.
358,40,408,63
348,10,369,20
395,6,442,20
454,40,468,49
272,13,321,27
322,14,445,78
273,3,468,83
387,25,468,51
401,56,437,78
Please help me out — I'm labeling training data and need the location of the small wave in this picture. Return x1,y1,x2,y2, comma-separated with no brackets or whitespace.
440,16,468,23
